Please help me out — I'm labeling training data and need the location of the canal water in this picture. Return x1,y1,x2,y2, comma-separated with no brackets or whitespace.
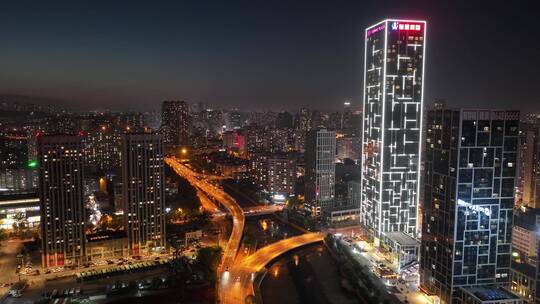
260,243,358,304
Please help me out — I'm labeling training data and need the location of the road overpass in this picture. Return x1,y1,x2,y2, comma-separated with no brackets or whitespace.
220,232,324,304
165,157,245,274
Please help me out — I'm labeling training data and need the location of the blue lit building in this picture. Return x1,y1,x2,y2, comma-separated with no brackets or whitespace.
420,107,520,303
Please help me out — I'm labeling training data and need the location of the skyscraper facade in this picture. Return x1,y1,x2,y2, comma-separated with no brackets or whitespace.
161,101,191,146
38,135,86,268
420,108,519,303
361,19,427,239
122,133,166,256
305,128,336,218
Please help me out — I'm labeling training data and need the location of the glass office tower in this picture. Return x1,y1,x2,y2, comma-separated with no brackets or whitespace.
420,108,519,303
361,19,426,239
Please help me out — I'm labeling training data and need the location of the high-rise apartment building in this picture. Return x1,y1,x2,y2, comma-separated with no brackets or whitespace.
122,133,166,256
38,135,86,268
265,129,290,153
518,120,540,209
243,125,265,155
305,128,336,218
249,153,296,200
361,19,427,239
161,101,190,146
420,108,520,303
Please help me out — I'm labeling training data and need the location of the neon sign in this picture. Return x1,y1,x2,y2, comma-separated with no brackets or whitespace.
458,199,491,217
391,21,422,31
367,24,385,36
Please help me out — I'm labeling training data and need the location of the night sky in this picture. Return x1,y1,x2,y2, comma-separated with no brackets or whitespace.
1,1,538,112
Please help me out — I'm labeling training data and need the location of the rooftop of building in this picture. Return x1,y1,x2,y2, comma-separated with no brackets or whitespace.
383,231,420,247
0,193,39,208
513,207,540,231
460,286,519,302
511,260,537,278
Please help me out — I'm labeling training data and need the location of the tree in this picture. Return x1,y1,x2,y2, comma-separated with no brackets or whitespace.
176,177,199,207
286,197,301,210
109,215,124,230
0,228,8,242
196,246,223,281
191,210,211,227
170,208,186,223
12,213,28,231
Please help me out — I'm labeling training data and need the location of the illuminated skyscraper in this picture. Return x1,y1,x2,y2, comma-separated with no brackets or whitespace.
360,19,427,239
122,133,166,255
420,108,519,303
38,135,86,268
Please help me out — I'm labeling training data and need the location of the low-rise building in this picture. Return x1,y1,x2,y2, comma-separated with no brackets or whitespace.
455,286,522,304
510,261,536,303
86,230,129,262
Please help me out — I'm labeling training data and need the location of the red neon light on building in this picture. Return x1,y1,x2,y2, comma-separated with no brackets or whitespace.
393,21,422,31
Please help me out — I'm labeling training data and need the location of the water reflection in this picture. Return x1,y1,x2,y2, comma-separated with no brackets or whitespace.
261,244,358,304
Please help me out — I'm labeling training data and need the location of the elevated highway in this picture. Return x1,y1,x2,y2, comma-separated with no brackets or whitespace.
165,157,244,274
220,232,324,304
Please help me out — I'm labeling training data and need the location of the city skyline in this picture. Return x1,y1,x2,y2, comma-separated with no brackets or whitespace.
1,1,539,112
1,3,540,303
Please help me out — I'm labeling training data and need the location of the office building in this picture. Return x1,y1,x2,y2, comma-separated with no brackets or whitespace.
161,101,191,146
360,19,427,239
328,180,362,224
305,128,336,217
38,135,86,268
420,108,520,303
122,133,166,256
